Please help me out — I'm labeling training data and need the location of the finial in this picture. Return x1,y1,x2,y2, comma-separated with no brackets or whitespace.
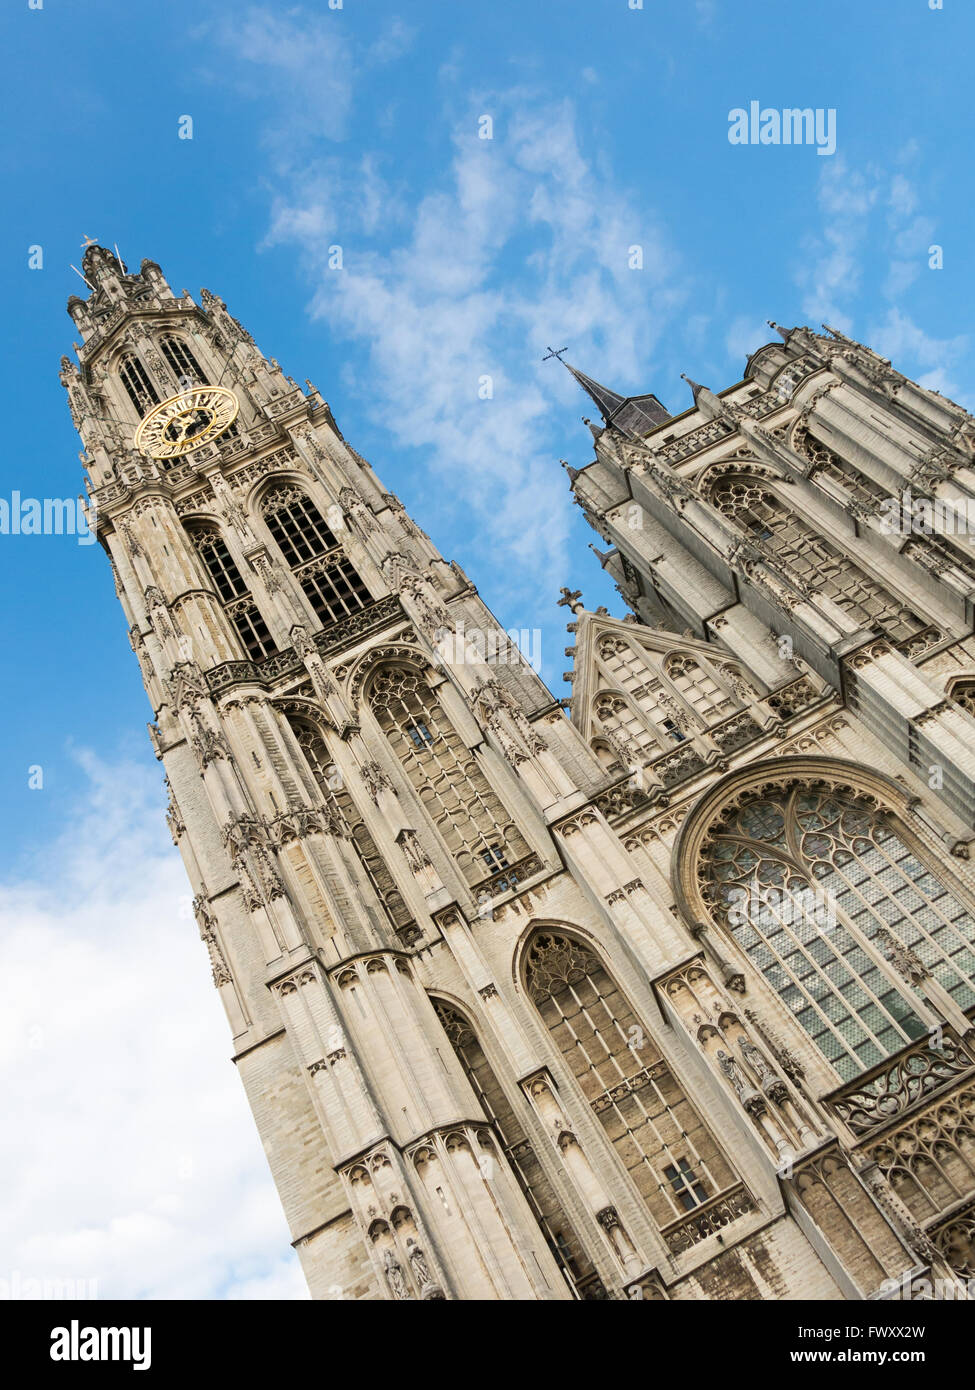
767,320,790,341
557,586,585,615
681,373,704,398
589,543,613,567
560,459,581,483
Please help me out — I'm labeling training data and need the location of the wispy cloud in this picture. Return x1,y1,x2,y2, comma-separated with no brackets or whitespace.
246,68,688,615
867,307,968,400
793,147,968,404
202,6,355,151
0,752,304,1299
795,157,881,328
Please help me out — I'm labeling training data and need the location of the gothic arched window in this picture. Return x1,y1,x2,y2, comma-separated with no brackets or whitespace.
592,692,671,766
699,783,975,1081
262,485,338,564
592,639,754,771
159,335,207,385
712,476,925,643
290,718,413,931
795,429,975,598
191,526,277,662
432,997,602,1299
949,680,975,718
665,655,736,722
370,665,529,886
260,484,371,628
118,354,159,415
524,930,737,1229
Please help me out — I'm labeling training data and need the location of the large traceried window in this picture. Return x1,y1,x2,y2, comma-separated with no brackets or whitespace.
260,484,371,628
593,693,674,766
795,428,975,597
950,680,975,718
524,931,737,1230
290,718,413,932
592,638,754,768
191,526,277,662
700,783,975,1081
119,354,159,415
159,335,207,385
712,476,925,643
665,654,737,722
370,665,529,886
432,998,603,1299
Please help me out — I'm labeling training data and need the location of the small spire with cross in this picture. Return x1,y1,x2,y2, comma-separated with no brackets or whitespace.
542,345,568,363
557,586,585,616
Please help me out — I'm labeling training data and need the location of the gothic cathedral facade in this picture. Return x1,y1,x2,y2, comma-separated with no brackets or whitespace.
61,246,975,1301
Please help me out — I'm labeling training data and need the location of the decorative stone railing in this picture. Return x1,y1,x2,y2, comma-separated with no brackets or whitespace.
823,1029,975,1138
202,599,402,696
710,711,763,753
592,780,657,821
927,1195,975,1279
764,675,821,719
659,1182,757,1255
894,626,945,660
651,744,709,787
314,594,403,656
472,852,544,899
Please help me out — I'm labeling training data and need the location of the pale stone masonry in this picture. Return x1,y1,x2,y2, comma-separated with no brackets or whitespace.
63,248,975,1300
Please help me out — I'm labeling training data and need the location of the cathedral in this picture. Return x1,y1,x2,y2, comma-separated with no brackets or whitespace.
60,246,975,1301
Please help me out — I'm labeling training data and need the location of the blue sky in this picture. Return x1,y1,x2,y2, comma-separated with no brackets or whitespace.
1,0,973,1298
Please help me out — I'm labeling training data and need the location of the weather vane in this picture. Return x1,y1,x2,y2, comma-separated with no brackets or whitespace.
81,234,98,248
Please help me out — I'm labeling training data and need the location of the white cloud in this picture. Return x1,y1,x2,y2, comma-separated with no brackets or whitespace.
866,307,969,401
257,84,686,615
725,314,771,367
695,0,719,31
796,155,945,329
203,6,354,150
795,158,881,327
0,752,305,1300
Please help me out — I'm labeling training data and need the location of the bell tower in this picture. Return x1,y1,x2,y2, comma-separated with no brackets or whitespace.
63,251,975,1301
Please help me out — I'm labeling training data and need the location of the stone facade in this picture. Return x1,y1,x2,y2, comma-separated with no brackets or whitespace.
63,251,975,1300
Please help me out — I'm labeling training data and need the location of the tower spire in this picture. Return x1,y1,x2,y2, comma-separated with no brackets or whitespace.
552,357,671,436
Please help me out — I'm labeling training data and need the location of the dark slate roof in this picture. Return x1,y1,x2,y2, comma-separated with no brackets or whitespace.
564,362,671,437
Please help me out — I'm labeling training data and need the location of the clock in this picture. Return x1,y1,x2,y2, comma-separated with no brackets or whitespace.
135,386,239,459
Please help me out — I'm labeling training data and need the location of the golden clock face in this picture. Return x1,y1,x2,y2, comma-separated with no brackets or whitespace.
135,386,239,459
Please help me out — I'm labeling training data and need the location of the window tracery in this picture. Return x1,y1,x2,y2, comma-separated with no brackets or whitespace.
699,783,975,1081
795,429,975,593
665,654,736,722
524,930,737,1228
432,997,603,1298
949,680,975,718
118,353,159,415
191,526,277,662
370,666,528,886
260,484,371,627
712,476,925,642
291,718,412,931
159,335,207,385
592,637,755,767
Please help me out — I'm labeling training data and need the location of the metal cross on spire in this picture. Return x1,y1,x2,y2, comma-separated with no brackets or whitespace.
542,345,568,363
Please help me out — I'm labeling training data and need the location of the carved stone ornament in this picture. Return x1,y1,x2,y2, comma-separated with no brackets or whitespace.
382,1248,413,1300
359,759,395,803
